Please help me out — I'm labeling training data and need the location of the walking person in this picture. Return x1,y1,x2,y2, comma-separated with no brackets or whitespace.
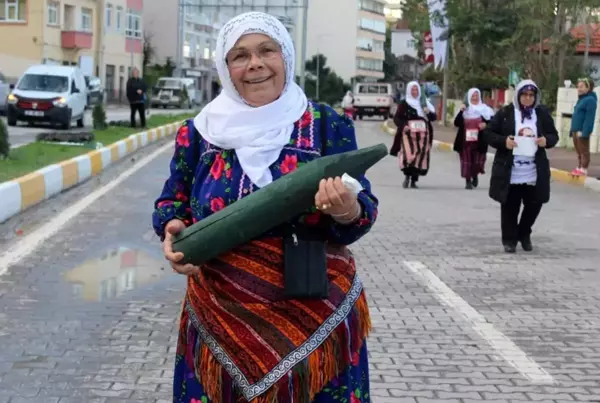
453,88,494,189
390,81,437,189
570,77,597,176
152,12,378,402
126,67,147,128
483,79,559,253
342,90,355,120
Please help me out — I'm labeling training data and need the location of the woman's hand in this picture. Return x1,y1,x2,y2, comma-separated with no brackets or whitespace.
315,177,360,220
163,219,200,275
423,107,430,114
460,104,467,111
478,122,487,130
536,136,547,148
506,136,517,150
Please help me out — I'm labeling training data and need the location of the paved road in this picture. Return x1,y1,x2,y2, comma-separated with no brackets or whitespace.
2,107,195,148
0,120,599,402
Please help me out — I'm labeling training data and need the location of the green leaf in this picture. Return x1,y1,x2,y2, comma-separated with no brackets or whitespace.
225,188,231,193
201,396,208,403
354,388,361,398
225,162,231,170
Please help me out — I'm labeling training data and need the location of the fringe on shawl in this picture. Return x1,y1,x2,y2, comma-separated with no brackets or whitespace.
193,290,371,402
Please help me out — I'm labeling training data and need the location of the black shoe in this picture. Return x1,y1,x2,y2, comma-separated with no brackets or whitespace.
465,180,473,189
472,176,479,188
410,180,418,189
402,177,410,188
520,238,533,252
503,243,517,253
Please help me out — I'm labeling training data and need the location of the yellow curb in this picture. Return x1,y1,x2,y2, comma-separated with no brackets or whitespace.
16,172,45,210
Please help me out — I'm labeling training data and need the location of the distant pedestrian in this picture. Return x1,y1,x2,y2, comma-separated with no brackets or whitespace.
570,77,597,176
126,67,147,128
341,90,354,119
483,79,559,254
390,81,437,189
453,88,494,189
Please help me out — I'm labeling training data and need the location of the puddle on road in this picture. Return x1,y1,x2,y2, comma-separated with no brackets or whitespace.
63,247,167,302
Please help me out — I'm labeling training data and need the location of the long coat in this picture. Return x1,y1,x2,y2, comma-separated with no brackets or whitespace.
483,104,559,205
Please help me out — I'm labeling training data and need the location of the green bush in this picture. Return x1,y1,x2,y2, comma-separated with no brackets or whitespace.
0,117,10,159
92,103,107,130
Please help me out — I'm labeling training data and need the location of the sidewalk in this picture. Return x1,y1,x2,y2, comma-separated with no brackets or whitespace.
383,119,600,191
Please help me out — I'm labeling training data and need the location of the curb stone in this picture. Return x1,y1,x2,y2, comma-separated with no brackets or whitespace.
381,119,600,192
0,122,181,223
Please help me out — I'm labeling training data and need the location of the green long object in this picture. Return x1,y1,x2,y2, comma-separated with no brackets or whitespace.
172,143,388,265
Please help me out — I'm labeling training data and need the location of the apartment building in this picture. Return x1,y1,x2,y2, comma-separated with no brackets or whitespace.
306,0,386,83
0,0,143,92
144,0,303,103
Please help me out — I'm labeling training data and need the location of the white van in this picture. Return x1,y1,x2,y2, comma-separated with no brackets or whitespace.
150,77,196,109
353,82,393,120
6,65,88,130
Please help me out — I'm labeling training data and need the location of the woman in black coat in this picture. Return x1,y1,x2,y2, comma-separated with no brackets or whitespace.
483,79,559,253
453,88,494,189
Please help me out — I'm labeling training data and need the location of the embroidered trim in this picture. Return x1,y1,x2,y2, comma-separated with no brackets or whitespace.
185,274,364,401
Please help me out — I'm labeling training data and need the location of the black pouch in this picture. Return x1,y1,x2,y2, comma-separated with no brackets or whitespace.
283,226,329,300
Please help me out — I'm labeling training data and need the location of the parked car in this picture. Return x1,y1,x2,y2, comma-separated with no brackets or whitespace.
6,65,88,130
150,77,195,109
0,71,9,115
85,75,103,109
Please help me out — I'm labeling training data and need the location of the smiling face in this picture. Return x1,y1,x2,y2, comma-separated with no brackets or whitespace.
226,33,285,107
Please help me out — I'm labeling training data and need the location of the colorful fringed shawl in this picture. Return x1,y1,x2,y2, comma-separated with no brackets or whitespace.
178,237,371,402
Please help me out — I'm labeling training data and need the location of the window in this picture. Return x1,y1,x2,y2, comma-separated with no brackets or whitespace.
356,57,383,72
116,6,122,31
0,0,26,22
357,37,384,52
407,39,416,48
105,4,112,29
357,0,384,14
48,2,59,25
126,9,141,38
81,8,92,31
359,18,386,34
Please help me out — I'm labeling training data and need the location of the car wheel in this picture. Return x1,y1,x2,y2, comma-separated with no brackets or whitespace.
7,114,17,126
62,110,72,130
77,116,84,128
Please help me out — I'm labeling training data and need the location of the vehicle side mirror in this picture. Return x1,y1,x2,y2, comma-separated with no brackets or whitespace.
9,84,14,90
72,87,80,94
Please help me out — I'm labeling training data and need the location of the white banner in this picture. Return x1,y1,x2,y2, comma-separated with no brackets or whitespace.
427,0,448,69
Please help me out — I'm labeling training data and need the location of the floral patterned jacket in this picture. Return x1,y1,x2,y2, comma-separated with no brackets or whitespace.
152,102,379,245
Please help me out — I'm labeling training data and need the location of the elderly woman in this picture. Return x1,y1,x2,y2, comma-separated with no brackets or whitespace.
390,81,437,189
453,88,494,189
152,12,378,403
570,77,597,176
483,80,558,253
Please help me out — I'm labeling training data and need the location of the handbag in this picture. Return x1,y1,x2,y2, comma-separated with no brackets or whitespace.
283,103,330,300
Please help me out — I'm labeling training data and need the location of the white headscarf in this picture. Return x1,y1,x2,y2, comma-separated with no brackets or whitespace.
405,81,435,118
342,91,353,108
463,88,494,120
194,12,308,188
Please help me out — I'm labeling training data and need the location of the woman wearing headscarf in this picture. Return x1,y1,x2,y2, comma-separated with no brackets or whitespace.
390,81,437,189
152,12,378,403
453,88,494,189
483,80,558,254
342,90,355,119
570,77,597,176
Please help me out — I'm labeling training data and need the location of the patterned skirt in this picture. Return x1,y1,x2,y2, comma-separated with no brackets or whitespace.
173,307,371,402
460,141,486,179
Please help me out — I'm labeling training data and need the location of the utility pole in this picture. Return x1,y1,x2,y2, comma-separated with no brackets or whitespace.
175,0,184,77
299,0,308,91
441,45,449,126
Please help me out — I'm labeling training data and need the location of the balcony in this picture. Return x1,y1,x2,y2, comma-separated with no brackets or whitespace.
61,31,93,49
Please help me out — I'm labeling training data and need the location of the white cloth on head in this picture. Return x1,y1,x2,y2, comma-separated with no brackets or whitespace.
463,88,494,120
342,91,353,109
405,81,435,118
193,12,308,188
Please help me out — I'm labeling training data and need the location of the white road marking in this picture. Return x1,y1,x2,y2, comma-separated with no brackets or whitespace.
0,142,173,277
403,260,555,385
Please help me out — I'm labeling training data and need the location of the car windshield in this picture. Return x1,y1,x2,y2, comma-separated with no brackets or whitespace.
17,74,69,92
157,79,180,88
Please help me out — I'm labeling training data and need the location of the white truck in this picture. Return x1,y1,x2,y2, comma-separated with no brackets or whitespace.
352,82,394,120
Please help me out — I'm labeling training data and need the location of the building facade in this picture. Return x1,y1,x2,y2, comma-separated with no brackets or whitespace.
0,0,143,92
144,0,303,104
306,0,385,84
391,19,416,58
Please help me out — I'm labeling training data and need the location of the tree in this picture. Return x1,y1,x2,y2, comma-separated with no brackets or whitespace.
142,32,156,77
303,54,350,105
0,117,9,159
383,23,399,81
